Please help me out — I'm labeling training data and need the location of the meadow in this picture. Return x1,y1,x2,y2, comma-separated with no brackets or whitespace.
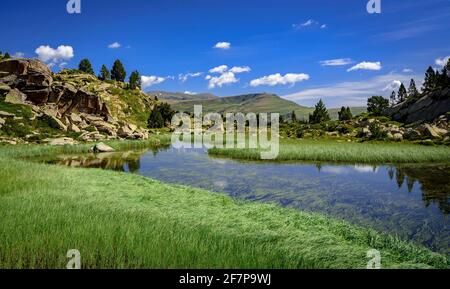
0,140,448,269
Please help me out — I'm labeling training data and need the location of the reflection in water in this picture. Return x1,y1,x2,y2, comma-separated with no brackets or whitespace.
40,146,450,254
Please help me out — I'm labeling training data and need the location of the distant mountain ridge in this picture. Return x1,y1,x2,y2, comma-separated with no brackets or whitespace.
152,91,366,120
148,91,218,102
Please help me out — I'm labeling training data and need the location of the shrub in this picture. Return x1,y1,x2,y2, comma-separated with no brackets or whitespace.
369,122,387,140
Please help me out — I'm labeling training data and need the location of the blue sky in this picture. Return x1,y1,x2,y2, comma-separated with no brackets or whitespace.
2,0,450,107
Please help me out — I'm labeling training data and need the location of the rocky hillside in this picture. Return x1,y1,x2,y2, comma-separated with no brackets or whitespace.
0,58,154,145
383,88,450,123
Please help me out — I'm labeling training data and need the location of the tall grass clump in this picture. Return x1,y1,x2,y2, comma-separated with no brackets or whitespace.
209,139,450,163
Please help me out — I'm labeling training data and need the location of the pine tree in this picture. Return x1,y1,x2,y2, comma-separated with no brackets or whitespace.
129,70,141,90
440,58,450,86
309,100,330,124
111,59,126,82
78,59,94,74
147,109,164,129
407,79,419,100
390,90,397,106
291,110,297,122
446,59,450,78
397,83,407,103
99,65,110,80
367,96,389,116
423,66,437,92
158,103,175,124
4,52,10,59
338,106,352,121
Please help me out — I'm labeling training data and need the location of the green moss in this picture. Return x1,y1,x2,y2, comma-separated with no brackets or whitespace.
0,101,34,118
0,118,33,138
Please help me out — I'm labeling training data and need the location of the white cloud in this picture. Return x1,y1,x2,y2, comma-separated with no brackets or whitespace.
402,68,413,73
347,61,382,72
35,45,74,66
293,19,326,29
207,72,239,89
435,56,450,67
209,65,229,74
184,91,197,95
13,52,25,58
206,64,251,88
284,73,421,107
300,19,315,27
108,42,121,49
320,58,353,66
179,72,203,82
250,73,310,87
141,75,167,89
229,66,251,73
383,80,402,92
214,42,231,50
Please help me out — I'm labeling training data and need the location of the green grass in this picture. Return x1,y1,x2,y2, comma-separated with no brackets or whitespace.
0,140,448,269
0,135,450,268
0,101,34,118
209,138,450,163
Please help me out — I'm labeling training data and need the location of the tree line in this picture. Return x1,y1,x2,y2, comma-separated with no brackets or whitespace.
368,59,450,116
78,58,142,90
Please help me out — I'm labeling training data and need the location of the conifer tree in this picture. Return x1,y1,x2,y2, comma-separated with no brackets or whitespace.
338,106,352,121
147,109,164,129
129,70,141,90
309,100,330,124
78,59,94,74
367,96,389,116
291,110,297,122
99,65,110,80
397,83,407,103
111,59,126,82
423,66,437,92
390,90,397,106
407,79,419,100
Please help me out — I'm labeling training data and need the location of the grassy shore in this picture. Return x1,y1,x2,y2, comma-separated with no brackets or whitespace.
209,138,450,163
0,140,448,269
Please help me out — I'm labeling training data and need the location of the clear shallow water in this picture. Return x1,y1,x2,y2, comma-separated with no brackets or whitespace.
42,146,449,254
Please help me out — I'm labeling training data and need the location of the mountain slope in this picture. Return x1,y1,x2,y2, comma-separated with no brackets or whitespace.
168,93,312,116
165,92,366,120
148,91,218,102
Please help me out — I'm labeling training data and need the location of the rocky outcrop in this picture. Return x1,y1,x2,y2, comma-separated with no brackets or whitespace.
0,59,113,117
382,88,450,123
0,58,153,145
0,59,53,104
